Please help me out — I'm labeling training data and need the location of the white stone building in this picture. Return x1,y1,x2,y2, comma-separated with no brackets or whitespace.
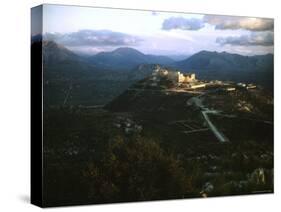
167,71,196,83
153,66,197,84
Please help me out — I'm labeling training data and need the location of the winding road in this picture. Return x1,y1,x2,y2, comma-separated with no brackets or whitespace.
202,110,229,143
187,92,230,143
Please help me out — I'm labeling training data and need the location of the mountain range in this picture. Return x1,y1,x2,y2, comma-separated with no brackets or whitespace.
32,39,273,106
87,47,174,70
174,50,273,71
172,50,273,88
40,39,273,78
41,40,273,86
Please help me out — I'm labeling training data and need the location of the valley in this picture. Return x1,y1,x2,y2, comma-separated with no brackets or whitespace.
31,39,274,206
30,7,275,207
43,66,273,205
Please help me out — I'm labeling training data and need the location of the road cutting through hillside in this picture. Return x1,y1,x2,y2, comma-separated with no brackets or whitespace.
201,110,229,143
187,93,230,143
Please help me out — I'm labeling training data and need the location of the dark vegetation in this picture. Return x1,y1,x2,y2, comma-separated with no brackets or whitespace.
33,40,274,206
43,80,273,206
43,107,273,206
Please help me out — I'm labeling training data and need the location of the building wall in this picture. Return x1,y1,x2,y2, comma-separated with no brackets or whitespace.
155,67,196,84
178,73,196,83
167,71,180,82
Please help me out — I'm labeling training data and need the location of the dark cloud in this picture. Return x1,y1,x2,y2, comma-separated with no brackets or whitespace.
204,15,274,31
162,17,205,30
44,30,142,47
216,32,274,46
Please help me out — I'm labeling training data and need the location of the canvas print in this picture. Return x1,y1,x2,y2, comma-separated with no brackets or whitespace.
31,4,274,207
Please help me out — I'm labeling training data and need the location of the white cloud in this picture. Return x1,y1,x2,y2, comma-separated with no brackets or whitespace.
204,15,273,31
162,17,205,30
44,30,142,47
216,32,274,46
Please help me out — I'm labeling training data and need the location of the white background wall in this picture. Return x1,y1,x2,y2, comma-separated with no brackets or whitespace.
0,0,279,211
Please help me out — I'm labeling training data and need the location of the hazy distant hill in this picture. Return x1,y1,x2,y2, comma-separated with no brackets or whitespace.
167,54,191,61
41,40,100,81
173,51,273,88
87,47,174,70
35,41,136,106
33,40,274,106
43,41,82,65
174,50,273,72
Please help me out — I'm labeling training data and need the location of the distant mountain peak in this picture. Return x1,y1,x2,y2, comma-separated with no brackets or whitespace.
88,47,174,70
111,47,145,56
172,50,273,89
42,40,80,64
43,40,72,52
196,50,224,56
113,47,140,52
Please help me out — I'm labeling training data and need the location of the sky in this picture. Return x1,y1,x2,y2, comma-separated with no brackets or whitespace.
34,4,274,56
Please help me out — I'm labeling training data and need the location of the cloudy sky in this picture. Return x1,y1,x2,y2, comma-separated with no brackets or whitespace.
37,4,274,56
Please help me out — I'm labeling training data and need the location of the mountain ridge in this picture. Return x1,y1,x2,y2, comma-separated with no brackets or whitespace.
171,50,273,89
173,50,273,72
39,40,273,89
87,47,174,70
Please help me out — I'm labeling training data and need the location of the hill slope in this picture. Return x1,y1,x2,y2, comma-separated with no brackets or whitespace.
173,51,273,88
36,41,135,106
175,51,273,72
88,47,174,70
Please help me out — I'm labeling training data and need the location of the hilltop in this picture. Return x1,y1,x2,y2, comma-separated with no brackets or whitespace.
87,47,174,70
106,67,273,144
173,50,273,89
43,64,273,204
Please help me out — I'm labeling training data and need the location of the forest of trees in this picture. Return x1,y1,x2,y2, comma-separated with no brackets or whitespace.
43,108,273,206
